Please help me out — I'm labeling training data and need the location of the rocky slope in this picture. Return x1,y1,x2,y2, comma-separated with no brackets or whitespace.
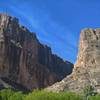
0,77,30,92
0,13,73,90
46,28,100,93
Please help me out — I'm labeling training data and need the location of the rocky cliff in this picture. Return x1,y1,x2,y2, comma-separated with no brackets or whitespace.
46,28,100,93
0,13,73,90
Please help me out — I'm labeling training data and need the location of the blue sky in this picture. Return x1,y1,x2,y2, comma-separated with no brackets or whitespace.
0,0,100,63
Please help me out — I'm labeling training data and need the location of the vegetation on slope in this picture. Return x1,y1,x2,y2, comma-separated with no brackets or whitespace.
0,88,99,100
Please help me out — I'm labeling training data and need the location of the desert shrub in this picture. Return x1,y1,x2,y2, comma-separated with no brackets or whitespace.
83,85,94,94
83,85,95,100
25,90,82,100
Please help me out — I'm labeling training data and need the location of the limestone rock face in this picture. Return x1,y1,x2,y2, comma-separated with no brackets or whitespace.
46,28,100,93
0,14,73,90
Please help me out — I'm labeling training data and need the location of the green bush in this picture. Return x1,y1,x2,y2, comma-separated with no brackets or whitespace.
0,89,25,100
0,89,100,100
0,89,15,100
9,91,25,100
25,90,82,100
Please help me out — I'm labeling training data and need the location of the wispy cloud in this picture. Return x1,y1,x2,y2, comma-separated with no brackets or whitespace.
0,0,79,63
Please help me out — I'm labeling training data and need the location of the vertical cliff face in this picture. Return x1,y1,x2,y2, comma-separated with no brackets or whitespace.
0,14,73,90
46,28,100,93
75,28,100,69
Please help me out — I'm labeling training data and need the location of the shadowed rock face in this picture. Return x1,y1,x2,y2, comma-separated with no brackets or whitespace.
0,14,73,90
46,28,100,93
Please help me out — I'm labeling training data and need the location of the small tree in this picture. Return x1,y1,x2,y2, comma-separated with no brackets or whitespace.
83,85,94,100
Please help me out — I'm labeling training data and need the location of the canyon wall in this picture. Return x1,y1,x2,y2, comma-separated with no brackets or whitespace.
46,28,100,93
0,14,73,90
